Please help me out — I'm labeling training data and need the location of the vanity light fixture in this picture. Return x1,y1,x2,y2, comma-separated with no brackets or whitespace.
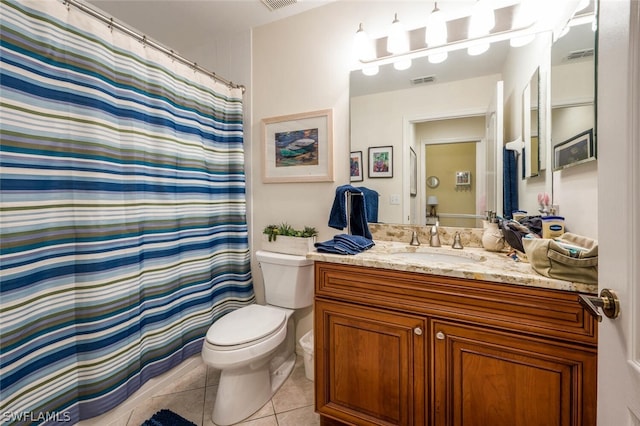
353,0,587,76
387,13,412,70
510,0,537,47
393,59,412,71
387,13,409,54
425,2,448,64
354,23,379,76
467,0,495,56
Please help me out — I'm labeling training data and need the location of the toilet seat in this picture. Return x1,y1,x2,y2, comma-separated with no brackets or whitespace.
206,304,286,350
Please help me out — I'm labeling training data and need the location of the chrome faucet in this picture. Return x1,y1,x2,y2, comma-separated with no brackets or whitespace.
452,231,464,249
410,230,421,246
429,222,441,247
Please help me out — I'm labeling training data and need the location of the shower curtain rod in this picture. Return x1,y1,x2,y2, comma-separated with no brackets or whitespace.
62,0,246,93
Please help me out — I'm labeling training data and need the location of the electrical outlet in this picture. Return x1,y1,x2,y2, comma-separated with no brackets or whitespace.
390,194,401,205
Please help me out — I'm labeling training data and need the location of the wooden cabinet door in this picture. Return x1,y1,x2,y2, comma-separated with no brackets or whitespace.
432,320,597,426
315,299,427,426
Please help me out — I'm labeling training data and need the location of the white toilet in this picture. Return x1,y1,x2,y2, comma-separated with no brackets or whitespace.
201,250,314,426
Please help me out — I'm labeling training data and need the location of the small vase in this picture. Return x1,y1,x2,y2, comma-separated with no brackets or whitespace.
482,221,505,252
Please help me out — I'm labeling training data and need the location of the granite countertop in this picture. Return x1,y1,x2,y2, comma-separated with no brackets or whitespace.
307,240,598,295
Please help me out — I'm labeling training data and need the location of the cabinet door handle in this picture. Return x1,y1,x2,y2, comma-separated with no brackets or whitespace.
436,331,445,340
414,327,423,336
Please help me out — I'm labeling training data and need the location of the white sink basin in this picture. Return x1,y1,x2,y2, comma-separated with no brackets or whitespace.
389,250,485,264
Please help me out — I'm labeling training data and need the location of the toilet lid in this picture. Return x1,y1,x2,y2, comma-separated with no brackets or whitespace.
206,304,286,347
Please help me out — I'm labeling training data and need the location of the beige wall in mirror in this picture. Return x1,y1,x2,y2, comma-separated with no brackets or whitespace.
350,73,500,225
350,37,545,226
348,1,598,238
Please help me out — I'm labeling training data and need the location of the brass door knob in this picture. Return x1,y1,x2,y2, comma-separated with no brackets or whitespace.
578,289,620,322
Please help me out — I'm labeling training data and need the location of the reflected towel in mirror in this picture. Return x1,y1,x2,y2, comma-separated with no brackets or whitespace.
328,185,372,239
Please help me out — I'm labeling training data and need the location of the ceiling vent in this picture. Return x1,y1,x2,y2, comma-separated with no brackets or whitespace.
410,75,436,85
566,48,595,60
261,0,297,11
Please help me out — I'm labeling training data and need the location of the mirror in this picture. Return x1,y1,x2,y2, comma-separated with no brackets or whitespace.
349,4,597,226
523,67,540,178
350,37,517,225
550,19,596,169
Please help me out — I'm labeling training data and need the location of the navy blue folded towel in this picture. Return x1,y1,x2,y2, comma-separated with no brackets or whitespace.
328,185,371,239
315,234,374,255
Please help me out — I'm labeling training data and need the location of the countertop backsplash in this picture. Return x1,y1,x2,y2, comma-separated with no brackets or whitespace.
368,223,486,248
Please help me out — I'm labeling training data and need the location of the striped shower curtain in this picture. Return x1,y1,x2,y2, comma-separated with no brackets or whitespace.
0,0,255,423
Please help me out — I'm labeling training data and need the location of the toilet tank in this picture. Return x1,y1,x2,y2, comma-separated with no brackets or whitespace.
256,250,314,308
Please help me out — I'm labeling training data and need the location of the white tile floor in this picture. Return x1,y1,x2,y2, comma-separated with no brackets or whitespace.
82,354,319,426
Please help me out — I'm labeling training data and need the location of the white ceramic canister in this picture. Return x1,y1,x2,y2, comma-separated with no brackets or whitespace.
482,220,505,252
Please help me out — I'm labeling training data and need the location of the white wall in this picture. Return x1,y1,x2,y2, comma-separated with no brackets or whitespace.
249,0,601,340
549,59,597,238
502,30,597,237
351,74,500,224
251,2,356,342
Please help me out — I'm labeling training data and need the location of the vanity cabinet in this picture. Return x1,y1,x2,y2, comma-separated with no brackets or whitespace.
314,262,597,426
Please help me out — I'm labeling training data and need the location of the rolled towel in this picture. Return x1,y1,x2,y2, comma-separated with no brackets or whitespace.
334,234,375,251
315,239,358,255
315,234,374,255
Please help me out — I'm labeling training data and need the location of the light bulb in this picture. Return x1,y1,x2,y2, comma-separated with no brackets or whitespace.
467,0,494,56
393,59,412,71
468,0,495,38
426,3,447,47
387,13,409,54
354,23,375,61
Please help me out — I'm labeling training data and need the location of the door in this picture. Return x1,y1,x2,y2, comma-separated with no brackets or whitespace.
315,299,426,426
597,0,640,424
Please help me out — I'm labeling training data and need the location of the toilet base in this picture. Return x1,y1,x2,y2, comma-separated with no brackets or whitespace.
212,352,296,425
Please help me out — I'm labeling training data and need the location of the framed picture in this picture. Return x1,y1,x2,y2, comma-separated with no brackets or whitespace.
553,128,595,171
350,151,363,182
409,148,417,196
261,109,334,183
368,146,393,178
455,171,471,186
